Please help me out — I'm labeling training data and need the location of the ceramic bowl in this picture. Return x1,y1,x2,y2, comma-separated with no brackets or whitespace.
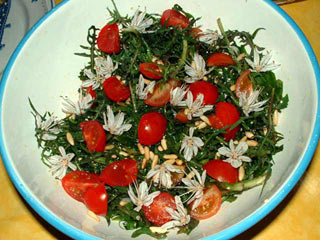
1,0,319,239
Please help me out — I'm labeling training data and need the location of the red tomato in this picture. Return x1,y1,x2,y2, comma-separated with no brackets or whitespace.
175,109,189,123
207,52,236,67
142,192,176,226
102,76,131,102
188,81,219,105
62,171,101,202
160,9,190,29
203,160,238,184
86,86,96,99
83,183,108,216
100,159,138,187
235,69,253,98
208,102,240,141
144,79,180,107
190,185,222,220
80,120,106,152
190,27,203,39
97,23,120,54
138,112,167,145
139,63,163,80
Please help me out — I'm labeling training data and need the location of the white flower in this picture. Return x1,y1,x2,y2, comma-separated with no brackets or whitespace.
161,196,190,229
185,52,213,83
185,92,213,120
102,105,132,135
218,140,252,168
136,74,156,100
180,127,204,162
47,146,76,179
246,47,280,72
181,168,206,210
61,92,93,116
198,29,222,45
239,90,268,116
35,114,61,140
82,56,118,89
170,85,188,107
146,163,183,189
128,181,160,212
122,8,153,33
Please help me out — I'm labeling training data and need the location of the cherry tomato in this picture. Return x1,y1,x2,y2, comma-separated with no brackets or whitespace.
86,86,96,99
190,27,203,39
160,9,190,29
190,184,222,220
175,109,189,123
235,69,253,98
139,63,163,80
207,52,236,67
80,120,106,152
203,160,238,184
144,79,180,107
62,171,101,202
100,159,138,187
102,76,131,102
208,102,240,141
83,183,108,216
97,23,120,54
188,81,219,105
142,192,176,226
138,112,167,145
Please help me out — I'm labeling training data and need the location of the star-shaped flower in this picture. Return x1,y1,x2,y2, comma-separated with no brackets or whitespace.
136,74,156,100
122,8,153,33
180,127,204,162
218,140,252,168
161,196,190,229
239,90,268,116
198,29,222,45
170,85,188,107
47,146,76,179
185,52,213,83
185,92,213,120
102,105,132,135
35,114,61,140
246,47,280,72
82,56,118,89
61,92,93,116
128,181,160,212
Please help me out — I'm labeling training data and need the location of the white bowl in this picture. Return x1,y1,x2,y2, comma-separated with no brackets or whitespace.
1,0,319,239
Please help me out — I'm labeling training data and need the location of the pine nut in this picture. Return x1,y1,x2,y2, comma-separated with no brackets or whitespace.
236,53,245,61
200,115,211,126
149,227,168,234
240,136,247,143
245,131,254,139
215,152,221,159
230,84,236,91
119,199,130,206
87,210,100,222
111,154,117,159
184,108,190,115
203,76,208,81
156,59,164,65
104,144,114,151
238,166,245,181
163,154,178,160
151,155,159,168
121,80,126,84
247,140,258,147
233,140,239,145
116,75,121,80
158,145,164,152
195,121,201,126
151,56,158,62
163,159,175,165
197,121,207,129
161,137,168,151
141,158,148,169
186,171,195,179
66,132,74,146
273,109,279,126
137,143,145,154
119,151,129,156
263,127,268,135
150,151,155,160
144,146,150,160
175,159,183,165
125,98,131,104
144,79,151,84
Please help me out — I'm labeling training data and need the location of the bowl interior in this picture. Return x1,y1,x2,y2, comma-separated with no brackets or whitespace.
0,0,319,239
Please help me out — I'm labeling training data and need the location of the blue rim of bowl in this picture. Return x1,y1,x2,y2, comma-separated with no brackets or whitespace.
0,0,319,239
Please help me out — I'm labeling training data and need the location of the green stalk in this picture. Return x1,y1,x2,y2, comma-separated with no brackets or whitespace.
170,39,188,79
219,174,267,192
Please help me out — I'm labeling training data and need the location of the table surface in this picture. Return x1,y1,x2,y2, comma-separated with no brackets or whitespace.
1,0,320,239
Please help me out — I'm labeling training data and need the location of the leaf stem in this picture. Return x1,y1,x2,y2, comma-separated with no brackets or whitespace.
170,39,188,79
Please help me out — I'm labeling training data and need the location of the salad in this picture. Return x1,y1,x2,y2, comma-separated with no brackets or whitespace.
30,2,288,239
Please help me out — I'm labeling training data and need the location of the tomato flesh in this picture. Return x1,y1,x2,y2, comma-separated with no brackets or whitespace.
103,76,131,102
175,109,189,123
190,185,222,220
83,183,108,216
138,112,167,145
62,171,101,202
161,9,190,29
97,23,120,54
207,52,236,67
188,81,219,105
142,192,176,226
100,159,138,187
80,120,106,152
139,63,163,80
203,160,238,184
235,69,253,98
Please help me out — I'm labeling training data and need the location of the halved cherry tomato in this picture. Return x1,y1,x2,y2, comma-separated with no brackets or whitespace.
188,81,219,105
190,27,203,39
142,192,176,226
80,120,106,152
207,52,236,67
86,86,96,99
208,102,240,141
100,159,138,187
139,63,163,80
138,112,167,145
97,23,120,54
160,9,190,29
83,183,108,216
62,171,101,202
175,109,189,123
190,184,222,220
144,79,180,107
203,160,238,184
102,76,131,102
235,69,253,98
